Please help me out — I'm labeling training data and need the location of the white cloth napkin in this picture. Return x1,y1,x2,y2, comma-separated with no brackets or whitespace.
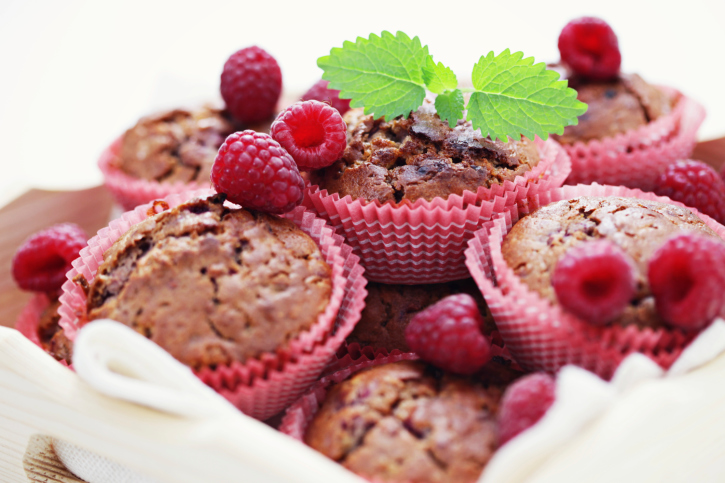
56,319,242,483
480,319,725,483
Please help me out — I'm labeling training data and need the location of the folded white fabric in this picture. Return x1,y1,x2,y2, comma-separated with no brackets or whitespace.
55,320,365,483
480,319,725,483
55,319,241,483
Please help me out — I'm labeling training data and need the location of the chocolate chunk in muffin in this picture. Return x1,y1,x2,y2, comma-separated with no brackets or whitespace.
310,101,540,204
305,360,521,483
86,195,332,368
37,297,72,363
554,73,673,144
115,107,237,184
502,196,720,328
347,279,495,352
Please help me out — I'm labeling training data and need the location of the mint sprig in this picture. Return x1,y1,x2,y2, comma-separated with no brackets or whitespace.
318,31,587,141
317,31,429,121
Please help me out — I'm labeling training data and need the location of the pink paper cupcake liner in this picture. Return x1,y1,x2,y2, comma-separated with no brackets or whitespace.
465,183,725,380
304,138,571,284
564,91,706,191
98,137,211,211
15,293,73,369
279,352,419,441
58,188,367,420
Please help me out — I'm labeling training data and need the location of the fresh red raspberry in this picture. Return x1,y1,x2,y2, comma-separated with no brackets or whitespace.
220,46,282,125
270,101,347,169
648,234,725,330
552,241,635,325
498,373,556,445
558,17,621,80
301,79,351,115
211,130,304,214
12,223,88,293
654,160,725,226
404,294,492,375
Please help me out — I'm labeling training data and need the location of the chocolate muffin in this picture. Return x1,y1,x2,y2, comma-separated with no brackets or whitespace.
554,73,673,144
305,360,521,483
37,297,72,363
85,195,332,368
347,279,495,352
309,101,540,204
115,106,236,184
502,196,720,328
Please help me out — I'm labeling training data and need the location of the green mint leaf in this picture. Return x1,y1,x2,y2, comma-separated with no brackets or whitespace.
435,89,464,128
317,31,429,121
422,56,458,94
467,49,588,141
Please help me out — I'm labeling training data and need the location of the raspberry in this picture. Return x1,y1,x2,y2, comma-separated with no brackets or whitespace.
498,373,556,445
211,130,304,214
220,46,282,124
648,234,725,330
404,294,491,375
552,241,635,325
270,101,347,169
558,17,621,80
301,79,351,115
653,160,725,226
12,223,88,293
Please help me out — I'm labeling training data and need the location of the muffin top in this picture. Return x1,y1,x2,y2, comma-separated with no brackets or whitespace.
554,73,673,144
347,279,495,353
86,195,332,368
115,107,236,184
305,360,520,483
502,196,720,328
310,101,540,204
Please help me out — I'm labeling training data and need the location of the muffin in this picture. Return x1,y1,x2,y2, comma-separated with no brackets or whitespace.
553,73,673,145
347,279,495,352
465,184,725,378
85,194,332,368
501,196,720,329
100,106,256,210
310,101,541,204
115,106,236,185
303,100,567,284
304,360,521,483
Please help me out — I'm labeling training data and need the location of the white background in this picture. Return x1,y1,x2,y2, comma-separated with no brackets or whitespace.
1,0,724,207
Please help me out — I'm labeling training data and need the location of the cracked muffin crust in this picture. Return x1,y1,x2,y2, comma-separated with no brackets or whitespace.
115,107,237,184
553,73,673,144
502,196,720,328
347,279,495,352
309,101,540,204
85,195,332,368
304,360,521,483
